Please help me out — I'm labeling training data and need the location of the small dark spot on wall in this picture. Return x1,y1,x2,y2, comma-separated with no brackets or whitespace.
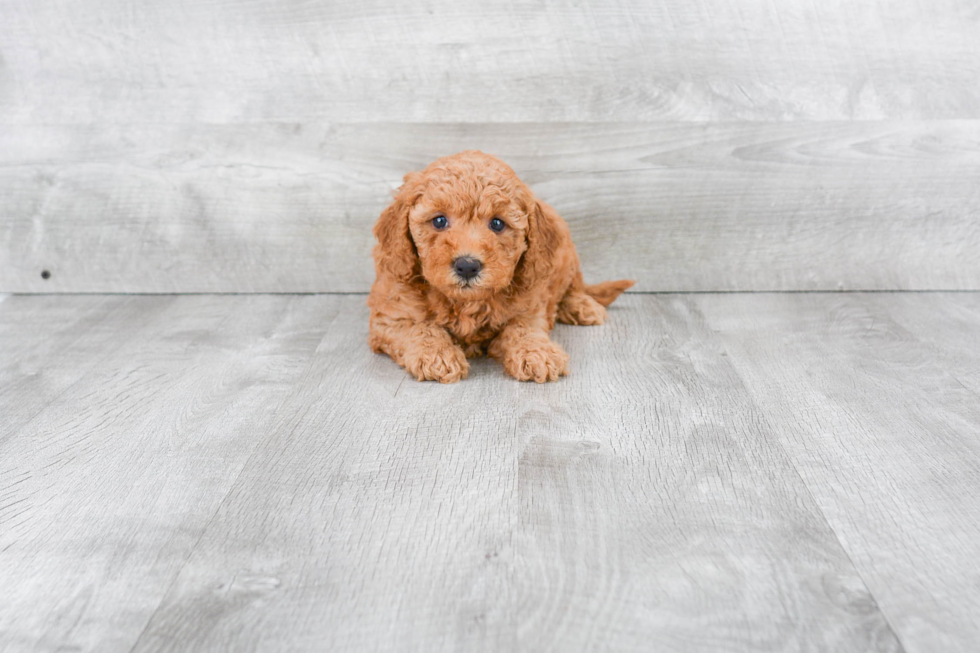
41,270,51,280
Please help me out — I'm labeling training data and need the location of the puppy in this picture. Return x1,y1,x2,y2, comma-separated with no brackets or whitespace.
368,150,633,383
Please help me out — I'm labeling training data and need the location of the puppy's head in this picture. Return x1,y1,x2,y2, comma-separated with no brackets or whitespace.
373,150,557,299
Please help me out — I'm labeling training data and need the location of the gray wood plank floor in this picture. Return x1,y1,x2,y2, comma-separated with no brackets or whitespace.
2,293,978,652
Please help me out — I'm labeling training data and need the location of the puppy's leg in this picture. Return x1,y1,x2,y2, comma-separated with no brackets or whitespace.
488,317,569,383
370,318,469,383
556,289,607,326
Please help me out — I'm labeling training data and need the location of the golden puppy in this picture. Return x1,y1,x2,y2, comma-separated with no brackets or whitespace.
368,150,633,383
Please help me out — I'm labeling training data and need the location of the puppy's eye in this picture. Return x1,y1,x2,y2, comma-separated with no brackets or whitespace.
489,217,506,232
431,215,448,230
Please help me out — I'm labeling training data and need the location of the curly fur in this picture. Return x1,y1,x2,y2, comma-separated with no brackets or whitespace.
368,150,634,383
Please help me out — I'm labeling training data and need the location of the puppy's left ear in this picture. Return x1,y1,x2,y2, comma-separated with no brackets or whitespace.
515,198,564,289
373,172,423,283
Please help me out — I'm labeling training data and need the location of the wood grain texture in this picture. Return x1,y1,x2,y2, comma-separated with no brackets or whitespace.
0,295,183,446
129,313,524,653
131,295,899,652
509,296,901,652
0,294,922,652
697,293,980,653
1,0,978,124
2,121,979,293
869,293,980,397
0,295,345,651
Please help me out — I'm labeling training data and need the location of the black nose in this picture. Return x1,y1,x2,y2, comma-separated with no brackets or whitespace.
453,256,483,280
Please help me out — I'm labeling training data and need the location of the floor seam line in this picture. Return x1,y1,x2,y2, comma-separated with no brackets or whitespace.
691,295,913,653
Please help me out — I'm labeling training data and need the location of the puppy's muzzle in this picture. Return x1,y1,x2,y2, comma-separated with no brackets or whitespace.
453,256,483,281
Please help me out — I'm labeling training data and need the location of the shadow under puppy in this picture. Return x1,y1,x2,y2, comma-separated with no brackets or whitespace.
368,150,633,383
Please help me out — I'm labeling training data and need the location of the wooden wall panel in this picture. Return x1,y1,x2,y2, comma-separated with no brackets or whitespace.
2,1,979,292
1,1,978,124
2,122,978,292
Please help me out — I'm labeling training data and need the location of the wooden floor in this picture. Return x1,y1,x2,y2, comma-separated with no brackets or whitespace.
2,292,979,652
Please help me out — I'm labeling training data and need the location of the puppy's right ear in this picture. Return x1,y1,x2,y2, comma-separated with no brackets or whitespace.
373,172,423,283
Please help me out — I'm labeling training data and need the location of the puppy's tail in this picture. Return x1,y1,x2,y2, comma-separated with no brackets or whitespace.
584,279,635,307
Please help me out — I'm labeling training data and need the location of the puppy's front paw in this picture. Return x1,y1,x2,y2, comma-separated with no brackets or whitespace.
404,343,469,383
502,341,569,383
